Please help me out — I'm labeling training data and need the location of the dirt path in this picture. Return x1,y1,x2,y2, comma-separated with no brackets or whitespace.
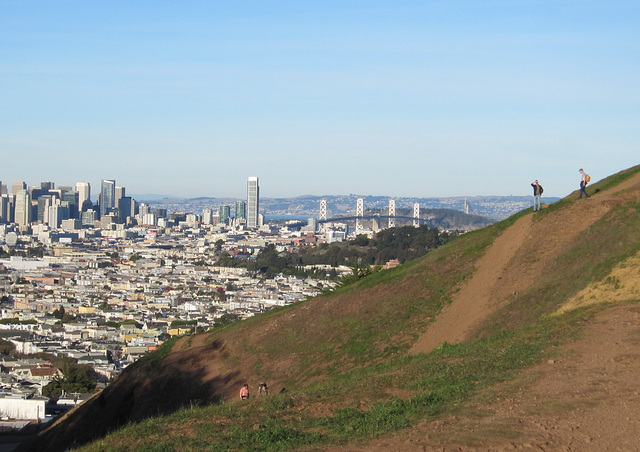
409,213,534,354
482,302,640,451
410,172,640,355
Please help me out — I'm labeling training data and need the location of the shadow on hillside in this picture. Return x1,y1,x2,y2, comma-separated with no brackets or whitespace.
18,342,238,452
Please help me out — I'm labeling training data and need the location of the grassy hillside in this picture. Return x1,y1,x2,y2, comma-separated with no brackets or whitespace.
21,165,640,452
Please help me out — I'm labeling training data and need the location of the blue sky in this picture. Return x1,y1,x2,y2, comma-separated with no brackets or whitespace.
1,1,638,199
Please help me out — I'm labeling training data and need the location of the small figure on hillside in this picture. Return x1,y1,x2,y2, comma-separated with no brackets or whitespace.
531,180,543,211
240,384,250,400
579,168,591,198
258,381,269,396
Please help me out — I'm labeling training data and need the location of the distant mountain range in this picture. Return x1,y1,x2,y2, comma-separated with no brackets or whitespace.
136,194,561,221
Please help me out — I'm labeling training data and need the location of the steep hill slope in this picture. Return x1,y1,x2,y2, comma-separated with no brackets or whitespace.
412,168,640,354
20,165,640,451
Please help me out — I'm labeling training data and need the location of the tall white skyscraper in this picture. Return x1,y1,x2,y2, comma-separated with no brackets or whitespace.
115,185,125,203
48,204,60,228
247,176,259,229
202,208,213,225
76,182,91,210
100,179,116,218
14,189,30,228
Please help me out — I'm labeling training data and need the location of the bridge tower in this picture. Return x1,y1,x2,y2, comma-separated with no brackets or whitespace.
388,199,396,228
355,198,364,233
413,203,420,227
319,199,327,231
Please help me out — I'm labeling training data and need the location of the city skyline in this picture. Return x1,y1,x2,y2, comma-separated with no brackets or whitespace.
1,174,559,205
1,2,639,199
1,174,545,225
0,174,278,231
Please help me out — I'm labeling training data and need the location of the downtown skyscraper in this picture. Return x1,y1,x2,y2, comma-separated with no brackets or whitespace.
247,176,259,229
100,179,115,218
75,181,91,211
14,189,30,228
235,201,246,220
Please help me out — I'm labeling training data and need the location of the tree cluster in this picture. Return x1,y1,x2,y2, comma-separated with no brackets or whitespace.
218,224,455,279
42,363,97,397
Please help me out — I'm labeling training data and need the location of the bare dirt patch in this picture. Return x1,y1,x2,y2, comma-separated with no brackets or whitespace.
410,213,534,354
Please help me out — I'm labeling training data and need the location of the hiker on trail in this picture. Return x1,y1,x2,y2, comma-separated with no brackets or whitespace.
579,169,591,198
240,384,249,400
258,381,269,396
531,180,543,211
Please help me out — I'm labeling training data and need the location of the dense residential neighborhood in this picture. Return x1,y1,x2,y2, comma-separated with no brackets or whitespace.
0,220,345,427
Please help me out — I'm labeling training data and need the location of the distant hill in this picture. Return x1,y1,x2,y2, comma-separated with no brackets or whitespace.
129,194,177,201
21,166,640,451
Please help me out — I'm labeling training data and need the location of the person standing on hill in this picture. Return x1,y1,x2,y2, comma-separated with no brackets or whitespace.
579,168,591,198
531,180,543,211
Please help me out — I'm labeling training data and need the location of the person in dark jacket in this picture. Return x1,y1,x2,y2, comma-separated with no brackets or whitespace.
531,180,543,211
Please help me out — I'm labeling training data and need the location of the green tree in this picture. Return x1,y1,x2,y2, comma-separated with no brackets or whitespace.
214,313,240,328
28,245,46,258
217,252,237,267
337,260,379,287
52,306,65,320
351,234,370,246
42,364,97,397
119,319,142,329
0,339,15,355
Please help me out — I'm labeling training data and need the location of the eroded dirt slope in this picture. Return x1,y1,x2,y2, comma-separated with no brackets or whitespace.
411,172,640,355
